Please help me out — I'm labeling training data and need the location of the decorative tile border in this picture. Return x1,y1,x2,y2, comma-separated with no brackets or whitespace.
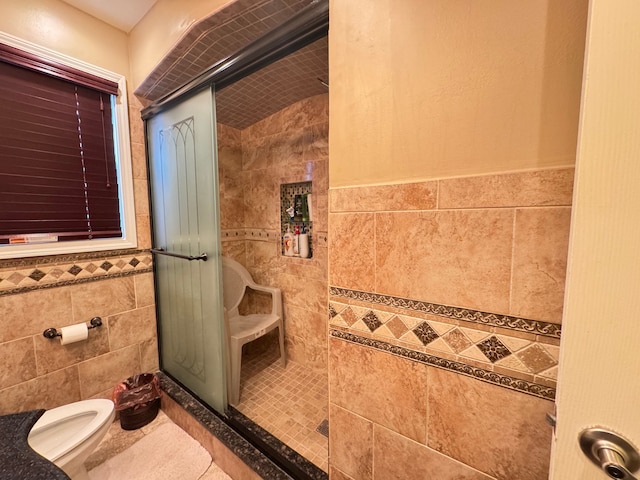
329,287,561,339
221,228,329,248
331,329,556,400
221,229,247,241
330,299,559,385
221,228,279,243
0,250,153,296
0,248,148,269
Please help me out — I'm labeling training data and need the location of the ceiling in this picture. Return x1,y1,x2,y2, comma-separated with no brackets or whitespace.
59,0,158,32
134,0,328,130
61,0,328,130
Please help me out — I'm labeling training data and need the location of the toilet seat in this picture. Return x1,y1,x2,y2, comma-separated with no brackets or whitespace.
28,399,115,462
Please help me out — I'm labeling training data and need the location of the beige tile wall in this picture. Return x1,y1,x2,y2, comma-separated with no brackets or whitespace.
329,336,554,480
329,167,573,324
0,93,158,415
328,167,573,479
218,94,329,373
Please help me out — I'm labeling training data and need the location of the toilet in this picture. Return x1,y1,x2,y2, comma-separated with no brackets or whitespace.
27,399,115,480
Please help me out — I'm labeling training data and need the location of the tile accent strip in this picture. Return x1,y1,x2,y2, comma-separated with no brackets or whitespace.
331,329,556,400
329,286,561,339
221,228,280,243
0,250,153,296
0,248,149,269
221,228,329,247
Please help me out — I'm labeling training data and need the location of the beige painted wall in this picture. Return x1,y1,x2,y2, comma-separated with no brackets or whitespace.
128,0,235,89
0,0,129,76
329,0,588,187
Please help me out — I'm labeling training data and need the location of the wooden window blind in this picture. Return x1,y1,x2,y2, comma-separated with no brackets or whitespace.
0,46,122,244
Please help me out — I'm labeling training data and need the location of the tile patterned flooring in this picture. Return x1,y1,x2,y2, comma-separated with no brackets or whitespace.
235,348,329,472
86,410,230,479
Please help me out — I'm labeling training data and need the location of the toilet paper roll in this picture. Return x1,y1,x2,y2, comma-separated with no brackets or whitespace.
59,323,89,345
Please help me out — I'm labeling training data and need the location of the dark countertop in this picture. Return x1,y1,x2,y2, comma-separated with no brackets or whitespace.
0,410,70,480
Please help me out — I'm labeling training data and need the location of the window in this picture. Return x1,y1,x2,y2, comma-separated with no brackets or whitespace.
0,33,136,259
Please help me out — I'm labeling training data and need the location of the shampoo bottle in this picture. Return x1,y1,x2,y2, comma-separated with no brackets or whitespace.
293,224,300,255
299,224,310,258
283,224,294,256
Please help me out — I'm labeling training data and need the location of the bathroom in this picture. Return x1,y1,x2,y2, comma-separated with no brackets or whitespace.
1,0,640,479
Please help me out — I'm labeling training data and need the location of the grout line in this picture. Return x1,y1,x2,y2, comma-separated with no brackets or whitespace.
509,209,518,316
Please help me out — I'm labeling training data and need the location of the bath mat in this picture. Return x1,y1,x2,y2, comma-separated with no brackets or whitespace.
88,423,211,480
316,419,329,438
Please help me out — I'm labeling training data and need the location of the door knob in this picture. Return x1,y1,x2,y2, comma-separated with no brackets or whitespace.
579,428,640,479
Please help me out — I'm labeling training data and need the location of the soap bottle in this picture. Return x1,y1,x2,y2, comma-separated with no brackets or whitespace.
283,224,294,256
301,194,309,223
293,224,300,255
299,224,310,258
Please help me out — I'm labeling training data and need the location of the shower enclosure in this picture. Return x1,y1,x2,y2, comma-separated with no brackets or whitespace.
143,0,329,474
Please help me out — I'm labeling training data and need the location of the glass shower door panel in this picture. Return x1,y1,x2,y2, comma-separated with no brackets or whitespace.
147,87,226,412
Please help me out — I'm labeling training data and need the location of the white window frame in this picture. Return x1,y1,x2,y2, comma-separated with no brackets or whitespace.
0,32,137,259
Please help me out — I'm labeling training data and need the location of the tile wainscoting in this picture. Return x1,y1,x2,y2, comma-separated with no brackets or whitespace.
328,167,572,479
0,249,157,416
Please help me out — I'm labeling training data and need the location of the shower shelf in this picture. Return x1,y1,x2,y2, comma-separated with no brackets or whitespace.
280,181,313,258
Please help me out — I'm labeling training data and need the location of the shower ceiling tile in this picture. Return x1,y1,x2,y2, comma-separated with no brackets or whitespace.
215,38,328,130
135,0,328,130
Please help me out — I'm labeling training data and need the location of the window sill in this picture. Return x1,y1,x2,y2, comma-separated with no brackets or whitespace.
0,237,138,261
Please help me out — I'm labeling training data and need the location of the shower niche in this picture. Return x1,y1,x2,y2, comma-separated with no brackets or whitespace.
280,181,313,258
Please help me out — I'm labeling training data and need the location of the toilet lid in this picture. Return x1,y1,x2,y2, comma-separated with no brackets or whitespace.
28,399,114,461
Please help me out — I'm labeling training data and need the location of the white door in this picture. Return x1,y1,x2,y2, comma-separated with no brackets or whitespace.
550,1,640,478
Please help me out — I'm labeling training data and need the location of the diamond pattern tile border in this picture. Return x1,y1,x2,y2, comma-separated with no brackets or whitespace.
329,299,560,387
0,249,153,296
329,286,561,338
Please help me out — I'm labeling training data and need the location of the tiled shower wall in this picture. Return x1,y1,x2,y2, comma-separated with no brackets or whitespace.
0,94,158,415
218,93,329,372
328,167,573,480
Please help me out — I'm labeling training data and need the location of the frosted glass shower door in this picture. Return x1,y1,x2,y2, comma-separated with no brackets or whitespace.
146,87,226,412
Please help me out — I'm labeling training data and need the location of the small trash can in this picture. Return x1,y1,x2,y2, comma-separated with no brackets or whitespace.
112,373,162,430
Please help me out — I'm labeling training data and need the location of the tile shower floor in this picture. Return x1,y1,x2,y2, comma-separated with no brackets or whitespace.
235,348,329,472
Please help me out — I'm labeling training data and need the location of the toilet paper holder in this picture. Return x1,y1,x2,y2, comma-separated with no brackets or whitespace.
43,317,103,339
